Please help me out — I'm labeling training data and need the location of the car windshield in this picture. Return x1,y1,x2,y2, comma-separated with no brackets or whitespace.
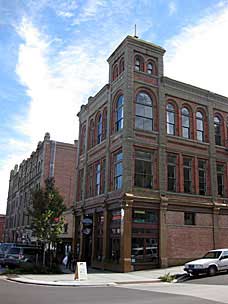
203,251,222,259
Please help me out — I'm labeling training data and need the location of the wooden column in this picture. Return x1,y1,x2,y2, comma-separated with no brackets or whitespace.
159,197,168,268
120,199,133,272
91,213,96,262
72,212,77,258
79,213,84,261
102,207,109,264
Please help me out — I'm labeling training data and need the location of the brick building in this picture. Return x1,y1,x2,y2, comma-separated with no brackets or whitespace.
0,214,5,242
5,133,77,246
73,35,228,272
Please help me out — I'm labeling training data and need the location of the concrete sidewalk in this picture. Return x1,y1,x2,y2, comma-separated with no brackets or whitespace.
6,266,185,286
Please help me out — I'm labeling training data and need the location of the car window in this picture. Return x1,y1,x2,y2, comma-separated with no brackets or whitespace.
8,248,20,254
221,251,228,259
203,251,222,259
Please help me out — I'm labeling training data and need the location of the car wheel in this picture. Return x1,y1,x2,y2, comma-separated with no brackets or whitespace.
208,266,217,276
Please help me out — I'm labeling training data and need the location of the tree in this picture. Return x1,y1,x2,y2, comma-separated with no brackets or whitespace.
28,177,66,266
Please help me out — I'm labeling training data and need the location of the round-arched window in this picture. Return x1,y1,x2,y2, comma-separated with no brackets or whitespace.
214,116,221,145
196,111,204,142
182,107,190,139
115,95,124,131
166,103,175,135
135,92,153,131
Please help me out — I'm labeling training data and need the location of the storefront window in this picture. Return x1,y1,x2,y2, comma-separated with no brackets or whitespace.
109,210,121,263
131,209,159,265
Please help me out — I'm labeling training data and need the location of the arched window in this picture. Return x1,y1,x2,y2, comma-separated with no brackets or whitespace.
182,107,190,139
112,64,118,81
89,120,95,148
119,57,124,74
102,108,107,140
80,125,86,154
135,56,144,72
147,62,153,75
135,92,153,131
97,113,102,144
166,103,175,135
116,95,124,131
196,111,204,142
214,116,221,145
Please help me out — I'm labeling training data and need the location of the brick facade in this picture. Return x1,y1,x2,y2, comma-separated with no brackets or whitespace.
73,35,228,272
5,133,77,244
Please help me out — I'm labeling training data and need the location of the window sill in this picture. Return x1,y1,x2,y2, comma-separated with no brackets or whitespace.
134,70,159,78
167,135,209,146
134,128,158,135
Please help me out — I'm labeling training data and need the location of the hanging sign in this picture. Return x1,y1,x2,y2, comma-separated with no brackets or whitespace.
74,262,88,281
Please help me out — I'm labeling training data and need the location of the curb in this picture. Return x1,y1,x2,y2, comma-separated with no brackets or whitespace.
6,277,116,287
115,279,161,285
6,277,161,287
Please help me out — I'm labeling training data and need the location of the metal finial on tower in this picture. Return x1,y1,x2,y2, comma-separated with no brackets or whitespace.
134,24,138,38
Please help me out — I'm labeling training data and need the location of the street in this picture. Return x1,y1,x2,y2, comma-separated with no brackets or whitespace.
185,272,228,285
0,278,224,304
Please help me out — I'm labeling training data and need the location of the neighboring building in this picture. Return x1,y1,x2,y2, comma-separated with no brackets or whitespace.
73,35,228,272
0,214,5,242
5,133,77,246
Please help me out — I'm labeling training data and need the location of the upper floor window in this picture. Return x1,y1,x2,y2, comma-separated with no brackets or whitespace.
147,62,153,74
97,114,102,144
183,158,192,193
135,56,144,72
182,107,190,139
114,151,123,190
95,163,101,195
214,116,221,145
80,126,86,154
77,169,84,201
166,103,175,135
119,57,124,74
112,64,118,81
198,160,206,195
103,108,107,140
167,154,177,192
135,150,153,189
89,120,95,148
116,95,124,131
63,223,68,234
135,92,153,131
217,164,224,196
196,111,204,142
87,165,93,198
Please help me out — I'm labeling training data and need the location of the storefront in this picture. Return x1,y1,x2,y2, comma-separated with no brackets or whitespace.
74,202,160,272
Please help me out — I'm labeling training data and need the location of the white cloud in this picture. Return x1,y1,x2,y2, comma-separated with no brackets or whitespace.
168,1,177,16
73,0,106,24
15,17,108,144
165,4,228,97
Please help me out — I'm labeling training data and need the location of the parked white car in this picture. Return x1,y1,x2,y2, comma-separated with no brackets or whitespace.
184,248,228,276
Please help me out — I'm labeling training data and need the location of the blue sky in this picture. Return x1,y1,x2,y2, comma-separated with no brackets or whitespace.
1,0,228,213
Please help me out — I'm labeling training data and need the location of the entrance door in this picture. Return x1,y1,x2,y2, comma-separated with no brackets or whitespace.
82,216,93,266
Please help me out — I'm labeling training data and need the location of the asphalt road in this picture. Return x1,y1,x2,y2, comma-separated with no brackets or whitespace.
0,279,223,304
186,272,228,285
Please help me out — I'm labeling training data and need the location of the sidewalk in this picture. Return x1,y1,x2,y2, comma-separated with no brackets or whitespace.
6,266,185,286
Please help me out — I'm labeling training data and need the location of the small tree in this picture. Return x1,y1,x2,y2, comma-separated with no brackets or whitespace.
28,177,66,266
